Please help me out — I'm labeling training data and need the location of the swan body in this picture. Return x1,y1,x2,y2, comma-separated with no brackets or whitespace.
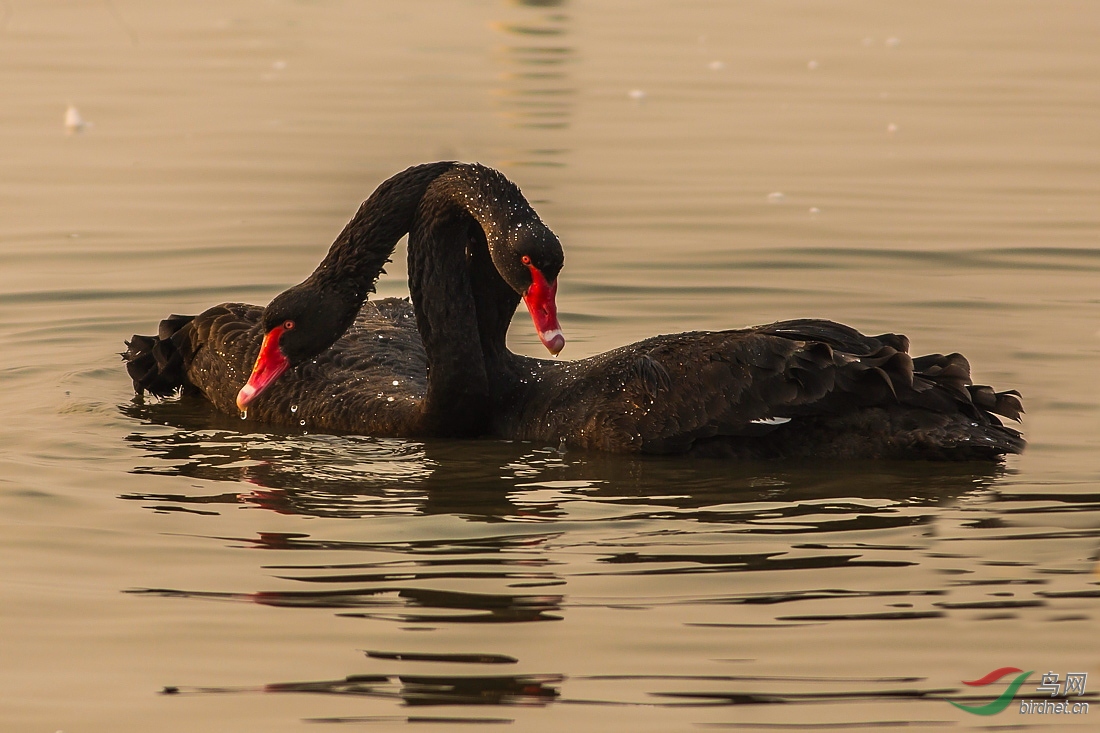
125,162,1023,459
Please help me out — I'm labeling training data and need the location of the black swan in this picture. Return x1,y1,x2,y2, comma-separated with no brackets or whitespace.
124,162,1024,459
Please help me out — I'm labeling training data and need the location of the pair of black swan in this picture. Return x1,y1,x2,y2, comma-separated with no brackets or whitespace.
124,162,1024,459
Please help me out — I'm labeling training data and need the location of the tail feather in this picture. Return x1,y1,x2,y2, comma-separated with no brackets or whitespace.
910,352,1022,424
993,390,1024,421
759,320,1024,457
122,314,196,397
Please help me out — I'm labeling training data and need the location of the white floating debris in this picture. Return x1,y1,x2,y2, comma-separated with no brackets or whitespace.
809,207,821,215
807,60,819,71
627,89,646,101
64,105,88,134
751,417,792,426
887,122,898,134
708,60,725,71
885,37,900,48
766,192,786,204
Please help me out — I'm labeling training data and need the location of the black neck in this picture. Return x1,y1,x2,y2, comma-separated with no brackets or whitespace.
405,165,536,434
407,191,493,434
419,165,538,362
467,222,523,362
307,161,459,301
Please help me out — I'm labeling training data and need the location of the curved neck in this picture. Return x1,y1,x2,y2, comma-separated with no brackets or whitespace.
406,167,529,433
467,225,523,362
416,165,539,363
307,162,459,301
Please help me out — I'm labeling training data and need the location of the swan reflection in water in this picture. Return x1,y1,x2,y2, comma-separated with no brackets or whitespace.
118,398,1037,719
120,396,1006,524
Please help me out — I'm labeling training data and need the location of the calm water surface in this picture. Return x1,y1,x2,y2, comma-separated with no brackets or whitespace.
2,1,1098,731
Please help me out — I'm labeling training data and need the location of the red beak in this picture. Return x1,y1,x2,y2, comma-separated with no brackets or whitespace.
521,265,565,355
236,325,290,410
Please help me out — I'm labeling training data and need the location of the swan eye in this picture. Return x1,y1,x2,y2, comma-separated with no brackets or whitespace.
283,320,295,331
521,255,532,266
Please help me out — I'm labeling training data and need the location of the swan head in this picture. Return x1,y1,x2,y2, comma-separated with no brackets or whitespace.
236,283,358,410
492,222,566,356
